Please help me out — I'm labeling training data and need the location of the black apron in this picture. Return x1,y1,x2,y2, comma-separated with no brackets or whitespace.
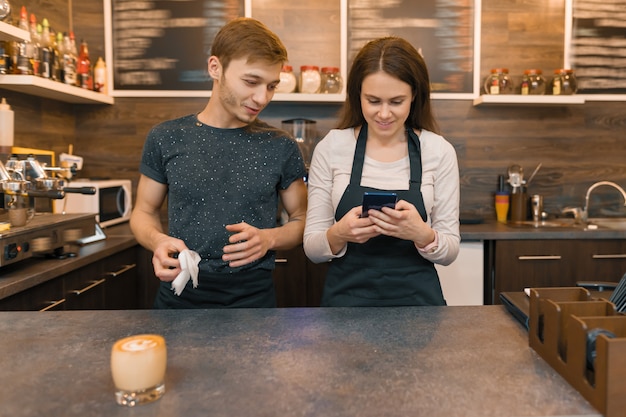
153,269,276,309
321,124,445,307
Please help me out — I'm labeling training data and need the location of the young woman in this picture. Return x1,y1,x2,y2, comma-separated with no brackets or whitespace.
303,37,460,307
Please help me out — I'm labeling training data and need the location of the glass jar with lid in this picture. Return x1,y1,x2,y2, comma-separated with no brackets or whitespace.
299,65,321,94
483,68,514,95
320,67,343,94
520,69,546,95
551,69,577,95
275,65,297,93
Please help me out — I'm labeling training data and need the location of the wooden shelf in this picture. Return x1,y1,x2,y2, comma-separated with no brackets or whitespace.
272,92,345,103
473,94,585,106
0,75,114,104
0,22,113,104
0,21,30,43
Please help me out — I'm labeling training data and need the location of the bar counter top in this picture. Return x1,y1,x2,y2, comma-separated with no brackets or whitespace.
0,306,600,417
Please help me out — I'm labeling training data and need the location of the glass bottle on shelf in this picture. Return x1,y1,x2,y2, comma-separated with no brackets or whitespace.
54,31,64,82
299,65,321,94
39,18,53,78
28,14,40,76
320,67,342,94
94,57,107,93
276,65,297,93
520,69,546,95
483,68,514,95
62,32,77,86
77,39,92,90
551,69,577,95
14,6,31,74
0,41,8,74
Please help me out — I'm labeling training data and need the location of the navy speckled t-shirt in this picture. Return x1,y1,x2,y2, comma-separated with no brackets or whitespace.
140,114,306,274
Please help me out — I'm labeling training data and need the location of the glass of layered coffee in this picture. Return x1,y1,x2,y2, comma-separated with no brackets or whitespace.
111,334,167,406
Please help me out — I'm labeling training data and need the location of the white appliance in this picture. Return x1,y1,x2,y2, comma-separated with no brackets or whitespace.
436,241,484,306
53,179,132,228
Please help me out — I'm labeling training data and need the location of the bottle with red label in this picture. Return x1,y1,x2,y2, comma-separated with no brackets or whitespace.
77,39,92,90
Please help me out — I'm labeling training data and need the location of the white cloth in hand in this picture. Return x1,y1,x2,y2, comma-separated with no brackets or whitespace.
171,249,201,296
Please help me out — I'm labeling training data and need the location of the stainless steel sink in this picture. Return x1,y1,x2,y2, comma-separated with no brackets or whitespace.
506,218,626,230
586,218,626,230
506,220,581,229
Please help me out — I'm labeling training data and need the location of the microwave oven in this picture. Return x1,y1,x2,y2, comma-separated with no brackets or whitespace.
53,179,132,228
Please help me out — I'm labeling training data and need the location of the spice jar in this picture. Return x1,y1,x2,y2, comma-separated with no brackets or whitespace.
551,69,577,95
520,69,546,95
320,67,342,94
275,65,297,93
299,65,321,94
483,68,514,95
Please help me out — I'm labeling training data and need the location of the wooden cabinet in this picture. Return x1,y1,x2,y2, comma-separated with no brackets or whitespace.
273,245,328,307
273,246,308,307
63,263,107,310
136,246,161,309
101,249,139,310
63,249,138,310
0,277,66,311
490,239,626,304
0,246,139,311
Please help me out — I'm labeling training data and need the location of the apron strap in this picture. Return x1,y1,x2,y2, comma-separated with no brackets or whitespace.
407,128,422,187
349,125,368,186
349,124,423,189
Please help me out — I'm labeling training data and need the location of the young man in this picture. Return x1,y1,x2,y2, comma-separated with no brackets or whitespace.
130,18,307,308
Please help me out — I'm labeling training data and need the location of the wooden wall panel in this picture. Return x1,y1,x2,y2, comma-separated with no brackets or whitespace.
2,0,626,223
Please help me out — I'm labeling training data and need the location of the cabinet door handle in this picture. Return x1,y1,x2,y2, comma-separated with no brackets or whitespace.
40,298,66,311
518,255,562,261
72,278,107,295
592,254,626,259
106,263,137,277
275,259,288,263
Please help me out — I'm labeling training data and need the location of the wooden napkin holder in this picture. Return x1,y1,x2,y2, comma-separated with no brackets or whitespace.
528,287,626,417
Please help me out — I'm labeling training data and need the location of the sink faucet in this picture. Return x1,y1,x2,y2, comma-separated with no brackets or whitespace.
582,181,626,221
562,181,626,223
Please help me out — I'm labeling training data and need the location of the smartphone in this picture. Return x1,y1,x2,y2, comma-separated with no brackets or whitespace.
361,192,398,217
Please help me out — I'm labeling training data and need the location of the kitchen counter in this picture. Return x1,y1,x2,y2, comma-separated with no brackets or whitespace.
461,219,626,241
0,223,137,300
2,219,624,303
0,306,600,417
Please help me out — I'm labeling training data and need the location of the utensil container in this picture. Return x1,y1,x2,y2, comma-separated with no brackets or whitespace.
510,188,527,222
528,287,626,417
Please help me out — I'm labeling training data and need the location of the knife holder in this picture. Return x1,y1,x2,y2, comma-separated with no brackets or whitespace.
528,287,626,417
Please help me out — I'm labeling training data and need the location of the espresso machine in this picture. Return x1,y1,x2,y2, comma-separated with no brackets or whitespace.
0,155,97,267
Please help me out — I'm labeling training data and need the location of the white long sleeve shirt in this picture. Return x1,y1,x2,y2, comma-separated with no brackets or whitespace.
303,127,460,265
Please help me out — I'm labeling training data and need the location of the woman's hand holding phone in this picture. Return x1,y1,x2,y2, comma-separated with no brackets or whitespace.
327,206,381,254
360,192,398,217
367,199,433,245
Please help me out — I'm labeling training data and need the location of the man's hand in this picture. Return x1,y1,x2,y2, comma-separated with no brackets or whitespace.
222,222,271,268
151,235,188,282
